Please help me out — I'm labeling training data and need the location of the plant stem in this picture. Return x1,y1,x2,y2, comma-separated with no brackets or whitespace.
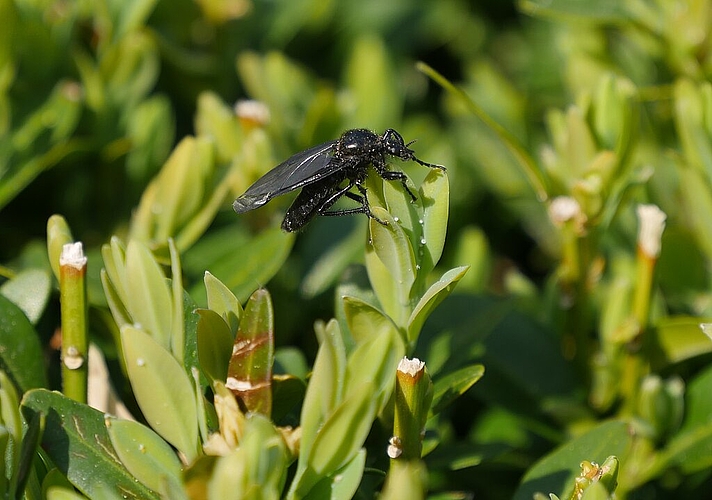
391,358,432,463
59,242,88,403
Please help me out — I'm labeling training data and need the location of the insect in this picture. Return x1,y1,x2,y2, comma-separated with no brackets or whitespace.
233,128,445,232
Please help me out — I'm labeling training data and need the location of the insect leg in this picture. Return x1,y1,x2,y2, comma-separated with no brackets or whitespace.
380,170,417,201
371,156,417,201
318,183,387,225
413,157,447,171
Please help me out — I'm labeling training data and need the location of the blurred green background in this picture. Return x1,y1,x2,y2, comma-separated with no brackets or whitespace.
4,0,712,498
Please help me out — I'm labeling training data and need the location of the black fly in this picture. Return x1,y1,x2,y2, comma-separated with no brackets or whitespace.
233,128,445,232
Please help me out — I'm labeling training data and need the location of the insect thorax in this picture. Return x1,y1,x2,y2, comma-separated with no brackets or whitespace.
336,129,380,158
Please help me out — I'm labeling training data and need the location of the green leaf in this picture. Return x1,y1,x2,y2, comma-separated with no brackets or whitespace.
364,235,399,323
121,326,200,462
382,171,424,257
196,309,233,383
417,62,548,201
106,418,183,494
0,428,7,494
236,51,315,138
16,409,42,499
674,79,712,178
407,266,469,344
168,238,185,363
0,294,47,391
343,35,400,131
299,320,347,464
518,0,628,22
514,421,632,500
238,413,287,491
111,0,159,53
125,241,173,349
344,323,405,411
0,371,20,427
430,364,485,415
204,271,242,334
208,414,287,500
308,383,377,475
46,214,74,281
125,95,174,182
651,316,712,367
678,167,712,260
418,168,450,277
271,374,307,424
0,268,51,325
682,364,712,431
342,295,398,344
46,487,89,500
181,291,202,381
292,384,377,498
369,207,417,292
192,226,294,303
21,389,159,500
661,420,712,475
226,288,274,416
194,92,245,162
101,237,129,312
655,364,712,474
100,269,132,334
301,224,365,299
143,136,214,242
41,468,76,499
301,449,366,500
368,206,417,326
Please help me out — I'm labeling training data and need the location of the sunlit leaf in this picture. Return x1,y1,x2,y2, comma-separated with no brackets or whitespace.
21,389,159,500
125,241,173,349
226,289,274,415
204,271,242,334
121,326,200,462
106,418,182,494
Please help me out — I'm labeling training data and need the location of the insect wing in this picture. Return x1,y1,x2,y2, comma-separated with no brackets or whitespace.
233,140,337,213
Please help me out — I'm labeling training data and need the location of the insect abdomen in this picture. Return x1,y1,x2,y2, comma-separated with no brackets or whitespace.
281,180,338,232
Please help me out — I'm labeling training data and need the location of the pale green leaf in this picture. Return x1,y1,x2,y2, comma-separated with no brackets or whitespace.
125,241,173,349
106,418,183,494
408,266,469,344
307,383,377,475
301,449,366,500
418,169,449,276
46,214,73,281
204,271,242,334
342,295,398,344
299,320,347,465
121,326,199,462
344,323,404,411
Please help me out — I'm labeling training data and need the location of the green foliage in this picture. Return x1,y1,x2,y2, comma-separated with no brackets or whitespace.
2,0,712,498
